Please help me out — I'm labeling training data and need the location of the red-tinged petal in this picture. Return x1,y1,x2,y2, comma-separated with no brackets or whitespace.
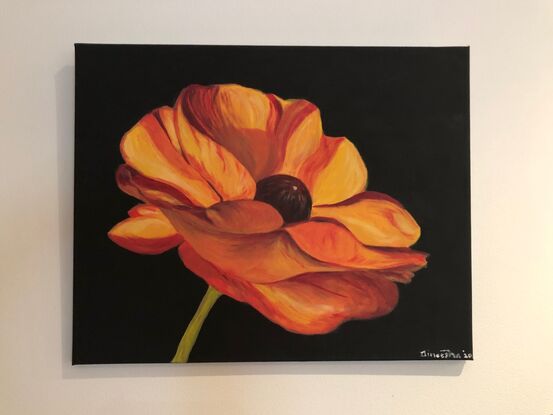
128,203,166,219
115,164,193,207
255,272,399,334
285,221,427,281
298,135,368,205
162,203,352,284
115,164,144,201
205,200,284,234
120,112,220,207
174,91,257,201
162,201,426,284
179,242,399,334
272,97,323,176
177,84,281,180
108,204,183,254
311,192,421,248
153,106,182,154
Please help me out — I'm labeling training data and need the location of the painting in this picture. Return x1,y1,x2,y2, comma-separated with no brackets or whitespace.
73,45,472,363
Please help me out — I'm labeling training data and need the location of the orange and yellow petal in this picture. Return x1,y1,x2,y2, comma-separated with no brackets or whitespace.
273,98,323,176
115,164,193,207
179,242,399,334
298,135,368,205
108,204,183,254
120,111,220,207
162,202,336,284
311,192,421,248
128,203,169,219
153,106,181,153
285,221,427,282
177,84,280,180
174,96,257,201
161,201,426,284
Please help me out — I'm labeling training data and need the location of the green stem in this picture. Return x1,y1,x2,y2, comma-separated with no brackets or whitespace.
171,285,221,363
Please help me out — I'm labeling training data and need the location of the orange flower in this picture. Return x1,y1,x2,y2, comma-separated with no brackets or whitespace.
109,84,428,336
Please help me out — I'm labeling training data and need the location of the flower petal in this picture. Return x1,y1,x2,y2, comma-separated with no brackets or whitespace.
174,90,257,200
177,84,279,180
120,111,220,207
108,204,183,254
179,242,399,334
162,203,426,284
298,135,368,205
311,192,421,248
162,203,347,284
115,164,192,207
153,106,182,154
127,203,168,219
273,98,323,176
285,221,427,282
205,200,284,234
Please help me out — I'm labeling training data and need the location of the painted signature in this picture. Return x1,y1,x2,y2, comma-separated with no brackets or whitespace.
419,349,472,359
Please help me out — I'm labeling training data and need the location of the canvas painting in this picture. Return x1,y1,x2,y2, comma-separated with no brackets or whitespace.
73,44,472,363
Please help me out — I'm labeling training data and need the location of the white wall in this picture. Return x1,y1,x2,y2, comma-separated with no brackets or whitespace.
1,1,552,413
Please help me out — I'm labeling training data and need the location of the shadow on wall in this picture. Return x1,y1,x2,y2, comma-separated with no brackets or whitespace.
56,64,465,380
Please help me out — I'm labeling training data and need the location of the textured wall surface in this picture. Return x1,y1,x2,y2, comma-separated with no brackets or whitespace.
1,1,552,414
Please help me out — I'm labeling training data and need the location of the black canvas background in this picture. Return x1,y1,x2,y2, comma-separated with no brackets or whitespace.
73,45,471,363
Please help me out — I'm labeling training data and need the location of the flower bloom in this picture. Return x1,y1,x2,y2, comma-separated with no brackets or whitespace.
109,84,428,334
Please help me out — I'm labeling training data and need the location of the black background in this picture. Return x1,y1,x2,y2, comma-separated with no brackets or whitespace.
73,45,471,363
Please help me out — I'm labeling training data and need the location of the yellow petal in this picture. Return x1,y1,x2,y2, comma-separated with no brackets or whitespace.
298,135,368,205
108,204,183,254
120,112,220,207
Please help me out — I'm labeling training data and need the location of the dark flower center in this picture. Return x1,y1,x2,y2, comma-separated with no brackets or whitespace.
254,174,312,224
